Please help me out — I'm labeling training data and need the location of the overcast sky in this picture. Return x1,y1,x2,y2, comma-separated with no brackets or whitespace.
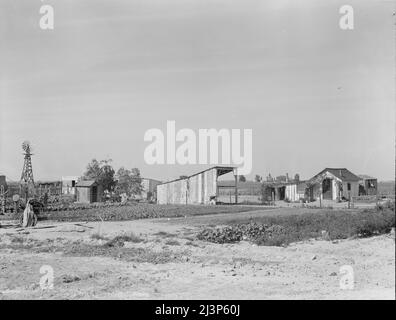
0,0,394,182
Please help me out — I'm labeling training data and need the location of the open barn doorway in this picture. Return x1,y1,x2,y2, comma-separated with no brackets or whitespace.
216,167,238,204
277,186,286,200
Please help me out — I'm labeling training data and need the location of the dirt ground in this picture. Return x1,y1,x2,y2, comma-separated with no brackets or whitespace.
0,211,394,300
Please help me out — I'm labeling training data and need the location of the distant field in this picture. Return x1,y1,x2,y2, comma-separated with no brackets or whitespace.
378,181,395,196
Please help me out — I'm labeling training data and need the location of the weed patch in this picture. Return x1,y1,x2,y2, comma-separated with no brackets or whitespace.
105,233,143,247
164,239,181,246
197,208,395,246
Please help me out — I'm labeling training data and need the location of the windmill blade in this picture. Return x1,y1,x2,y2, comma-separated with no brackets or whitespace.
22,140,32,153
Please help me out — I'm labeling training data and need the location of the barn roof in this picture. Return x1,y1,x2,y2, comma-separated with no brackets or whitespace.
158,166,236,186
76,180,97,187
314,168,360,182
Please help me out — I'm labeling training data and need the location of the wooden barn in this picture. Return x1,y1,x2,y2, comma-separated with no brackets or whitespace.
157,166,237,205
75,180,102,203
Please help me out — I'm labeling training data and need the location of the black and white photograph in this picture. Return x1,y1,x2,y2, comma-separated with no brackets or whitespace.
0,0,395,304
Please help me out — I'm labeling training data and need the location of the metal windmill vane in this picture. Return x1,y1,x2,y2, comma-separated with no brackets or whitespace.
20,140,35,185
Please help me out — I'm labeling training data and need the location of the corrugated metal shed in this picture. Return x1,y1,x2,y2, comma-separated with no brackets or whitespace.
157,166,237,205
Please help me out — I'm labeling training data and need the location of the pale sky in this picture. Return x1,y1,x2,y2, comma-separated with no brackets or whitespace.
0,0,394,182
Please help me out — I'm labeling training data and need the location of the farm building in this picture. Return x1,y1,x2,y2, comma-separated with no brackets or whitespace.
262,181,307,202
157,166,238,205
75,180,102,203
62,176,80,195
217,180,261,203
307,168,360,201
358,175,378,196
141,178,162,201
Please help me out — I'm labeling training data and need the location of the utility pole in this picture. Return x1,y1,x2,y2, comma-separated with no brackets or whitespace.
234,174,238,204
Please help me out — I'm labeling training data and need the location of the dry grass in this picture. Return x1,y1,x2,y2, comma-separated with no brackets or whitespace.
105,232,143,247
90,232,108,241
164,239,181,246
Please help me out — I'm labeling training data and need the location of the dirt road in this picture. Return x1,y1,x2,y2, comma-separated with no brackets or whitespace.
0,216,394,300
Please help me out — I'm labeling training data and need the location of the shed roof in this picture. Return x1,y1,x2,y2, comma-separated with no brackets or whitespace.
159,166,236,186
313,168,360,182
76,180,97,187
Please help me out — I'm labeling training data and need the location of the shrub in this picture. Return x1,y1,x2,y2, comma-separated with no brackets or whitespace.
376,199,395,212
197,223,287,245
105,232,143,247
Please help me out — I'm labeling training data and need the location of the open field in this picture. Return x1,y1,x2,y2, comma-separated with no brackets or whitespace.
0,206,394,300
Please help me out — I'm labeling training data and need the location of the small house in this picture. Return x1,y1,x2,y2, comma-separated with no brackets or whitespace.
307,168,360,201
358,175,378,196
62,176,80,195
75,180,102,203
263,180,307,202
141,178,162,201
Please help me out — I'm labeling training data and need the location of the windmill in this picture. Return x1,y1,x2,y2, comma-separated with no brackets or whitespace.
20,141,35,200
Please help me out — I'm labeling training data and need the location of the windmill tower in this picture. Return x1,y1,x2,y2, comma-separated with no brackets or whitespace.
20,141,35,200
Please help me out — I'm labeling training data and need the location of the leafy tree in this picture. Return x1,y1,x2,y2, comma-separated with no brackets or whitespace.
84,159,101,180
116,167,143,196
239,175,246,182
255,175,262,183
116,167,132,195
83,159,116,192
130,168,143,196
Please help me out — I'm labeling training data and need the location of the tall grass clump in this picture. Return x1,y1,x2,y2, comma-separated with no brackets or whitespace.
198,206,395,246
